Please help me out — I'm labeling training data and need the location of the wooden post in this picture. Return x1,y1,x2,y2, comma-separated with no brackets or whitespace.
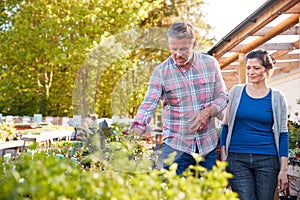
298,16,300,69
238,53,247,84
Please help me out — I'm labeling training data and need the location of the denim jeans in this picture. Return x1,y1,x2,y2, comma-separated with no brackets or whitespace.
226,152,280,200
162,143,216,175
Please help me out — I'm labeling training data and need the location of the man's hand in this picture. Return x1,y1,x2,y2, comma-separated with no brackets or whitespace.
190,106,215,132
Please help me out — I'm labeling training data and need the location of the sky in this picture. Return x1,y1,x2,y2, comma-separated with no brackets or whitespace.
202,0,267,42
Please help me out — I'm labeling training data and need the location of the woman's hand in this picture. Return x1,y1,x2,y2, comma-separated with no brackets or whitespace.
220,146,227,161
277,157,289,192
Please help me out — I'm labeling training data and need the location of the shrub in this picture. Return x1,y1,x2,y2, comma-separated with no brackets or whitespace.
0,152,238,200
0,123,238,199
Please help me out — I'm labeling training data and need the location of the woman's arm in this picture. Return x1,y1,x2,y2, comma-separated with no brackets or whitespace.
277,156,288,192
220,124,228,161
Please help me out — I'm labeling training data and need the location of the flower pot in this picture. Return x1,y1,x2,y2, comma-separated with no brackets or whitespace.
295,153,300,160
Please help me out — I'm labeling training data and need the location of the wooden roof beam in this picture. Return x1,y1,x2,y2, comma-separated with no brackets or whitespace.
271,50,290,58
275,54,300,60
274,63,299,73
208,0,300,59
219,14,300,68
254,25,299,36
219,49,299,61
223,60,299,69
286,3,300,14
276,61,300,70
294,38,299,49
231,42,295,52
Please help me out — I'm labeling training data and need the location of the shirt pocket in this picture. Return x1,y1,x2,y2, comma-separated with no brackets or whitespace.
163,82,187,107
193,75,216,102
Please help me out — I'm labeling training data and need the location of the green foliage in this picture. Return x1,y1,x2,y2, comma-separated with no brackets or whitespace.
288,121,300,149
0,0,164,116
0,152,238,200
0,123,237,199
0,0,215,118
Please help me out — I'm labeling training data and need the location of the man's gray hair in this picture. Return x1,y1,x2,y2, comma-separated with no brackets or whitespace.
166,22,196,40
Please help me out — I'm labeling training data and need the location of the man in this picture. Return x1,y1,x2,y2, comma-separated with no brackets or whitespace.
131,22,228,175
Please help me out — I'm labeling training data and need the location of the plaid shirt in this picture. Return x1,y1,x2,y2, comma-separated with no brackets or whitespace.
133,53,228,156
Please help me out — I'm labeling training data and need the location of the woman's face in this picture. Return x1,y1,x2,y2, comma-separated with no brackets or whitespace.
168,37,195,67
246,58,268,83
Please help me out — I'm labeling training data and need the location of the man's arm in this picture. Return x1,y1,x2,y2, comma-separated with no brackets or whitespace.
190,58,228,132
130,67,163,134
210,58,228,119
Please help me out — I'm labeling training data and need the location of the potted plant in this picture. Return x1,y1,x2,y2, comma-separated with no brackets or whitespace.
288,123,300,149
0,130,8,143
296,148,300,161
0,122,17,141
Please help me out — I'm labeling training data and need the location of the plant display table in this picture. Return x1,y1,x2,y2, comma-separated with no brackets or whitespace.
285,165,300,198
22,129,74,149
0,140,25,156
288,164,300,178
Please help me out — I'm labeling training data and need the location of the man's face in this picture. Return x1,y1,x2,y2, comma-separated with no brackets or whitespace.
168,37,195,67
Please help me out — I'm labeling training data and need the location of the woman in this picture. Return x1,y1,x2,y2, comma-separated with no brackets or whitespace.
220,49,289,200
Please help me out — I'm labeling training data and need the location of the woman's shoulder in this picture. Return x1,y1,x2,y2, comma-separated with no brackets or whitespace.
230,84,246,94
270,87,288,105
270,87,286,97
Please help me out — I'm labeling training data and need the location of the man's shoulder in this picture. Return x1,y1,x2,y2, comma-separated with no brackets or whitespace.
155,56,174,70
195,52,216,61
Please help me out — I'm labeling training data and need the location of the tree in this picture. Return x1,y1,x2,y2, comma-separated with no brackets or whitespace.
0,0,163,117
90,0,215,119
0,0,215,119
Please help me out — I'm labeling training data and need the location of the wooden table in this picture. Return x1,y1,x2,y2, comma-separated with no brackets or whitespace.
0,140,25,156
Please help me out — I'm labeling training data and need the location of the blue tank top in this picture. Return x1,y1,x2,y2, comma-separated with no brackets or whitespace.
229,87,277,155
